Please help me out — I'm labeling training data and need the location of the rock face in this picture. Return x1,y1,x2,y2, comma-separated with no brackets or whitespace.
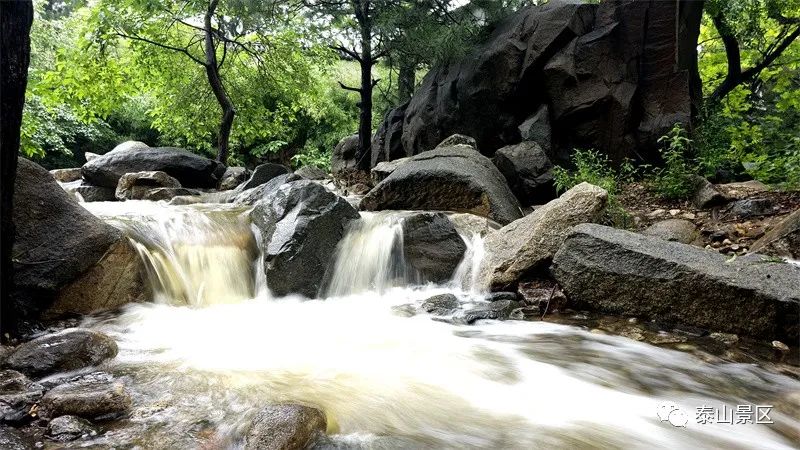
13,159,143,317
642,219,700,245
492,141,556,205
115,171,181,200
4,330,118,377
552,224,800,340
40,378,131,419
82,146,224,188
240,163,290,190
371,0,703,166
331,134,359,173
751,209,800,259
251,181,360,298
360,146,522,225
480,182,608,290
401,213,467,283
219,166,251,190
245,404,327,450
50,168,82,183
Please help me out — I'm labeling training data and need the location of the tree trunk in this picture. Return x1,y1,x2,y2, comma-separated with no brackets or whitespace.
0,0,33,341
397,56,415,103
355,0,373,171
204,0,235,164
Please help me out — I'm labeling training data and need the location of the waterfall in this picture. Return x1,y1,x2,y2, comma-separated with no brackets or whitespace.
325,212,416,297
83,201,262,306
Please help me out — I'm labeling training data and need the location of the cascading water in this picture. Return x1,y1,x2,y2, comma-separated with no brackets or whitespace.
74,200,798,449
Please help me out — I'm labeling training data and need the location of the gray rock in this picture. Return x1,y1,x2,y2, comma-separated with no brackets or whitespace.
486,292,519,303
518,105,552,154
251,181,360,298
110,140,149,153
63,181,117,202
50,168,82,183
402,213,467,283
84,152,100,162
692,176,729,209
13,160,143,318
420,294,460,316
331,134,359,173
642,219,700,245
551,223,800,340
47,415,98,441
115,170,181,200
448,212,501,237
40,378,131,420
434,134,477,151
751,209,800,259
371,157,410,184
219,166,251,190
0,370,43,424
458,300,521,324
5,329,118,377
0,426,34,450
233,173,301,206
360,146,522,225
729,198,775,218
245,404,327,450
240,163,290,190
294,166,327,180
82,146,224,188
480,182,608,290
492,141,556,205
141,187,201,201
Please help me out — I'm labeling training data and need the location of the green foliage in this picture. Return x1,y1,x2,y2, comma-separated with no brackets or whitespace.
651,124,695,200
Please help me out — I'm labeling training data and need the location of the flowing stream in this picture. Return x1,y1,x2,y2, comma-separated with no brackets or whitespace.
72,200,799,449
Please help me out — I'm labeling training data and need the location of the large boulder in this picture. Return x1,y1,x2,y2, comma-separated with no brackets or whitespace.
360,146,522,225
240,163,290,190
371,0,703,166
82,146,224,188
245,404,327,450
479,182,608,291
4,329,118,377
13,159,143,317
251,181,360,297
402,212,467,283
492,141,556,205
751,209,800,259
115,170,181,201
552,224,800,340
331,134,359,173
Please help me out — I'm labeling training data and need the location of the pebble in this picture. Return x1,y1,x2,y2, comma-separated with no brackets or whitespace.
669,209,680,216
682,212,696,220
772,340,790,351
647,209,666,218
722,238,732,245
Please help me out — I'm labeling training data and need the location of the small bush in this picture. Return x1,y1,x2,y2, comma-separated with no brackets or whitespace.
650,124,695,200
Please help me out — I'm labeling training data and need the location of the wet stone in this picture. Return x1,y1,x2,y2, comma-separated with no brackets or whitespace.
0,426,34,450
47,415,99,441
0,370,44,424
420,294,460,316
245,404,327,450
458,300,522,324
39,377,131,420
4,329,118,378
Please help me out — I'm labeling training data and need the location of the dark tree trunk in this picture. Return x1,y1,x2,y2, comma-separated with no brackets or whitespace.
397,57,415,103
0,0,33,342
354,0,374,171
204,0,235,164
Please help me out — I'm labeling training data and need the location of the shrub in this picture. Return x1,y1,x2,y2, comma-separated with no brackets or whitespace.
650,124,695,200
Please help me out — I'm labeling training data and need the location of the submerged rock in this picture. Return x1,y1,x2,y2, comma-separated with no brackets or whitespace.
13,159,143,318
0,370,43,424
551,224,800,340
751,209,800,259
50,168,82,183
360,146,522,225
251,181,360,298
5,329,118,377
47,415,98,441
82,145,224,188
141,187,201,201
245,404,327,450
115,170,181,201
479,182,608,290
457,299,521,324
40,378,131,420
492,141,556,205
402,213,467,283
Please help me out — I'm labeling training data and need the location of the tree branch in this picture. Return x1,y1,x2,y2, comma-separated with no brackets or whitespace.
330,44,362,62
338,81,362,92
116,32,206,66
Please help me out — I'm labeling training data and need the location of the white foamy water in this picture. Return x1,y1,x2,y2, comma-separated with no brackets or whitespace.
77,200,799,449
